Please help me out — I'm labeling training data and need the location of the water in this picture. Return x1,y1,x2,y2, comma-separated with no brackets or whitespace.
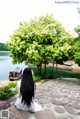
0,52,28,81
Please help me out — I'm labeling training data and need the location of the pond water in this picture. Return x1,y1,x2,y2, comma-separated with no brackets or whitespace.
0,52,27,81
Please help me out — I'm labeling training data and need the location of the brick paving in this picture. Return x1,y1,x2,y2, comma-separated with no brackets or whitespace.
0,79,80,119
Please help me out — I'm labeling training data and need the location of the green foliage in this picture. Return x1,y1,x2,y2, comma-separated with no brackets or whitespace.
74,27,80,66
74,53,80,66
30,65,80,80
74,8,80,66
0,82,17,100
0,42,9,51
41,74,54,79
34,75,42,81
6,82,17,88
8,14,74,74
34,74,54,81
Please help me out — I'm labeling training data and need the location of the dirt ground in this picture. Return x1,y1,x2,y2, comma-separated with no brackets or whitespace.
48,61,80,73
0,81,16,87
0,80,9,87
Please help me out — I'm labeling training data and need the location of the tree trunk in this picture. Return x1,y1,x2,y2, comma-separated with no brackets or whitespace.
52,61,54,74
37,63,42,75
56,62,58,75
44,63,46,76
56,63,58,69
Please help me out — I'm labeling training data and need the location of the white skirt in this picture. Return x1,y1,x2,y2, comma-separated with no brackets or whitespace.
15,97,42,112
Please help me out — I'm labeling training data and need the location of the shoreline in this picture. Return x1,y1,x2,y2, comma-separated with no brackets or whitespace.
0,80,10,87
0,51,10,53
0,80,20,87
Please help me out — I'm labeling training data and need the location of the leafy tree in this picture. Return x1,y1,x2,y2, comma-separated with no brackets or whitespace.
8,14,74,75
74,8,80,66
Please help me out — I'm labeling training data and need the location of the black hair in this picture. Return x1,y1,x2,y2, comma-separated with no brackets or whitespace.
20,68,35,107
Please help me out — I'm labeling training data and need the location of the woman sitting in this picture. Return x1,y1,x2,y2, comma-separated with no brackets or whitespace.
15,68,42,112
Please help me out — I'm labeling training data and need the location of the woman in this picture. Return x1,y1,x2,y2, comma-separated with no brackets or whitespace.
15,68,42,112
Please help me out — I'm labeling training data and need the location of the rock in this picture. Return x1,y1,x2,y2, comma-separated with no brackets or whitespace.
64,105,75,114
72,102,80,110
0,101,11,110
52,99,65,106
28,114,37,119
9,111,16,119
39,98,51,104
52,93,62,98
68,95,77,101
9,105,31,119
45,103,54,108
35,109,56,119
54,106,65,113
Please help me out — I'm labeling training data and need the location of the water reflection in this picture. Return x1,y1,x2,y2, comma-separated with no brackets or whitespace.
0,53,27,81
0,52,10,56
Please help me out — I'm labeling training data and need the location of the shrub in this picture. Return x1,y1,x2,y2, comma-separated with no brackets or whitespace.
0,82,17,100
34,75,42,81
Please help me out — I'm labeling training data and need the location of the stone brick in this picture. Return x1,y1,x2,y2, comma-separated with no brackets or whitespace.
35,109,56,119
64,105,75,114
0,101,10,110
9,105,31,119
54,106,65,113
45,103,53,108
28,115,37,119
39,98,51,104
52,99,65,106
72,102,80,110
9,111,16,119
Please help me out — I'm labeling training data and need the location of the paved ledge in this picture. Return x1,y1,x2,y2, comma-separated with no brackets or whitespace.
0,79,80,119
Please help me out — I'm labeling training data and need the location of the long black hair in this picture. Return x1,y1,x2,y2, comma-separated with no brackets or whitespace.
20,68,35,107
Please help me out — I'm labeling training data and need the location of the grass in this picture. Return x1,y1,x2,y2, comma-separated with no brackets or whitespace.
29,65,80,81
0,82,17,100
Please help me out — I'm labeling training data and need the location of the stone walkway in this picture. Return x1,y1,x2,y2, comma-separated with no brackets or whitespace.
0,79,80,119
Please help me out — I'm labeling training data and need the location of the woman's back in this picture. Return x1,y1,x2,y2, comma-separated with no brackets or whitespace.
15,68,42,112
20,68,35,107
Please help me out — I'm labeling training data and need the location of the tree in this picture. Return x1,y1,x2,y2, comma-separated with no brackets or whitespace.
74,8,80,66
8,14,74,75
